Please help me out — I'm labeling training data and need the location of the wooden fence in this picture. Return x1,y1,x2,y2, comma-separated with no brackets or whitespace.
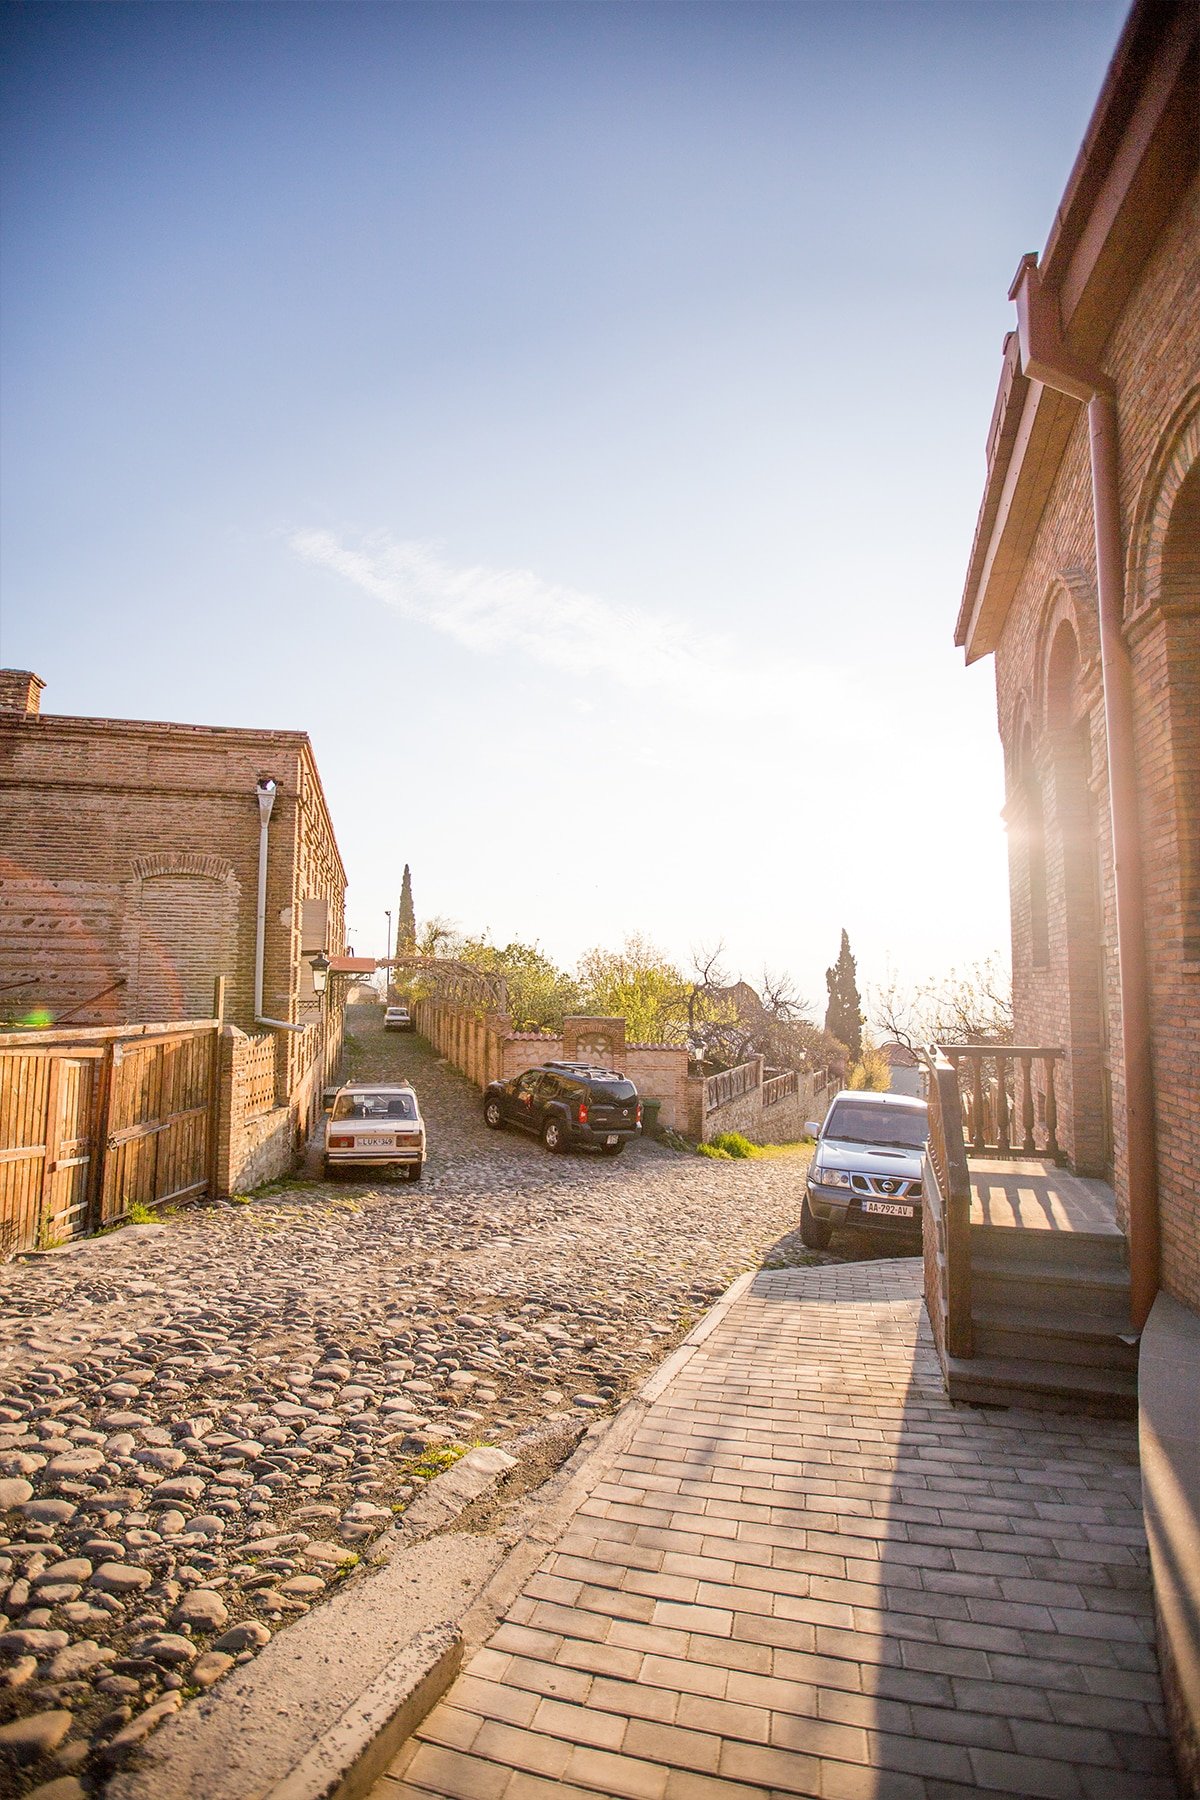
762,1069,798,1109
0,1020,220,1257
704,1059,761,1115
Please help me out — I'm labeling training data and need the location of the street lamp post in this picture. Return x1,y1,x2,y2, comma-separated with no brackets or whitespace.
384,910,392,1000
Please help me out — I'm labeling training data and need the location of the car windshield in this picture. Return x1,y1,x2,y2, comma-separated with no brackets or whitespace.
332,1092,416,1121
824,1101,927,1149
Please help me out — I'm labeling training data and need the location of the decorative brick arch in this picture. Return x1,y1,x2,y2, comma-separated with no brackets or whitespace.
1032,571,1101,738
1128,384,1200,620
131,853,239,889
127,854,240,1019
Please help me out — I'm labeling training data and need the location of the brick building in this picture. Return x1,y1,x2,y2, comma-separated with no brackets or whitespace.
955,1,1198,1780
0,670,348,1180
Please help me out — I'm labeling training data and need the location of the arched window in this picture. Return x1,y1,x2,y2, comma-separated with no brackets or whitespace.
1161,460,1200,956
1018,723,1050,969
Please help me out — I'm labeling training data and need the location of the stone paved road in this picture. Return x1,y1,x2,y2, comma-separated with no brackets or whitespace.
0,1006,850,1797
377,1258,1174,1800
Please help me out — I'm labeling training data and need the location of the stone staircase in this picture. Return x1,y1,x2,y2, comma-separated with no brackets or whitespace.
943,1221,1138,1414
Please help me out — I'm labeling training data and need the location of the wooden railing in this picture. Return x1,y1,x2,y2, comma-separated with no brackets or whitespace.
939,1044,1063,1159
762,1069,797,1109
925,1048,974,1357
704,1059,760,1115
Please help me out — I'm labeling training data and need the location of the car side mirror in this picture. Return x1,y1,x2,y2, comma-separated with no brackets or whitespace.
804,1122,820,1138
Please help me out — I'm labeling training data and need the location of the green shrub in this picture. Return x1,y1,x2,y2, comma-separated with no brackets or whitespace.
847,1047,891,1092
710,1131,757,1159
697,1142,733,1159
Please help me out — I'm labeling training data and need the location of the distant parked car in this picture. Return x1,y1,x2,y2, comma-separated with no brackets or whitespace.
383,1005,413,1032
324,1082,426,1181
483,1061,642,1156
801,1089,928,1249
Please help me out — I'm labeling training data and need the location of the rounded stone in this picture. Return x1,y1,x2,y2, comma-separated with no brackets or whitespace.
49,1639,116,1679
22,1499,77,1527
37,1559,92,1585
46,1450,105,1478
212,1619,270,1653
0,1708,73,1760
25,1779,87,1800
190,1650,233,1687
90,1561,152,1595
137,1632,195,1666
171,1586,229,1631
0,1627,70,1654
0,1477,34,1508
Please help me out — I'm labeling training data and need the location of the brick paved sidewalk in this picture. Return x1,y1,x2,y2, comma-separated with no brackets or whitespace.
372,1258,1175,1800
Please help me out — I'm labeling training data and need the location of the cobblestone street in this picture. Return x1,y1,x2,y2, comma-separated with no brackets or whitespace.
0,1007,846,1795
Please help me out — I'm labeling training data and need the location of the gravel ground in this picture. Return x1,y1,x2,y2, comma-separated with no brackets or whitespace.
0,1008,903,1797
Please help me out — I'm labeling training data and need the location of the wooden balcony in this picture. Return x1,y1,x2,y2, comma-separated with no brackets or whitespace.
923,1044,1135,1414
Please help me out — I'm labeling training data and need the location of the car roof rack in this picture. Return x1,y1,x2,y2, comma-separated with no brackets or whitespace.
543,1060,626,1080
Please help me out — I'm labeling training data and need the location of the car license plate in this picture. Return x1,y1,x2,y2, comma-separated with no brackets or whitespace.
606,1135,618,1146
363,1136,394,1150
863,1200,914,1217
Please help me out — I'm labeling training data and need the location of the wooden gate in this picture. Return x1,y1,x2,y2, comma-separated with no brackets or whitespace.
100,1030,217,1225
0,1020,220,1255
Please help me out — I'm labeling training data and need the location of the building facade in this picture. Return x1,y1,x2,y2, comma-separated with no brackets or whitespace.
955,2,1198,1780
0,670,348,1178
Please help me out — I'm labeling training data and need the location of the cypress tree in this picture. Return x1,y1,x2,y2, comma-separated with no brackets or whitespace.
824,928,863,1059
397,865,416,955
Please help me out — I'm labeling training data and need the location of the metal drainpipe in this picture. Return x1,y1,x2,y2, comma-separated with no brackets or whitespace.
254,777,304,1035
1012,255,1159,1330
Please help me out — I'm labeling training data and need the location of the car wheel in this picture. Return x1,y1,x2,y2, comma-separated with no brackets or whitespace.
601,1142,625,1157
408,1163,423,1183
542,1116,566,1153
800,1190,833,1250
483,1098,504,1130
323,1160,337,1182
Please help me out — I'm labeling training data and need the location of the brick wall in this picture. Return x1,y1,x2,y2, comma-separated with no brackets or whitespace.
991,175,1200,1304
0,682,349,1176
413,998,692,1133
216,1021,332,1194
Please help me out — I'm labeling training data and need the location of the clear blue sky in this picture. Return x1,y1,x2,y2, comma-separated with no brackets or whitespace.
1,0,1128,1016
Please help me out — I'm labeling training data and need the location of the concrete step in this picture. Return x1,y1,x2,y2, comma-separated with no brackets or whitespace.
970,1222,1128,1271
972,1306,1139,1371
971,1261,1132,1321
944,1352,1138,1416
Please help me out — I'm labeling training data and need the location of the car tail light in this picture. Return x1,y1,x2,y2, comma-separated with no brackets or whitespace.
577,1102,588,1125
328,1134,354,1149
636,1103,643,1125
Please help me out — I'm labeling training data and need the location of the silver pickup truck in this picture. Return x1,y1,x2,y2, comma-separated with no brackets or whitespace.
802,1089,928,1249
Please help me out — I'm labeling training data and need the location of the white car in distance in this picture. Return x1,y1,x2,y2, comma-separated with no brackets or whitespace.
324,1082,426,1182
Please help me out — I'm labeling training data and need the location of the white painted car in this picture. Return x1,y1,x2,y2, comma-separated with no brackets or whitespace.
323,1082,426,1182
383,1005,413,1032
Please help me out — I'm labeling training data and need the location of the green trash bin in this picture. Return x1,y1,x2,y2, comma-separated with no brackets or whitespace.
640,1098,662,1139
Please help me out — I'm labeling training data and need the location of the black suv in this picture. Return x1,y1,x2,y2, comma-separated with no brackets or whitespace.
483,1061,642,1155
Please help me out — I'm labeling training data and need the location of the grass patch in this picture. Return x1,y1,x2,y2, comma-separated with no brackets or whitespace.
253,1174,311,1197
409,1443,467,1482
699,1133,815,1162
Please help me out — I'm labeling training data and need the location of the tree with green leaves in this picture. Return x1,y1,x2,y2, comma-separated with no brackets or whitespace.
396,865,416,955
824,928,863,1061
576,934,689,1043
455,937,580,1033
